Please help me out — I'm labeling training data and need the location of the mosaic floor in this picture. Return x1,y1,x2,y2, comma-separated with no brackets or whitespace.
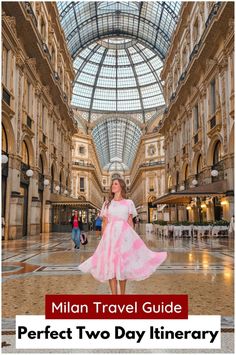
1,230,234,353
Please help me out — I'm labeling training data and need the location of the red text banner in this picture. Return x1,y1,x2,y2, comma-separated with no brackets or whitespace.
45,295,188,319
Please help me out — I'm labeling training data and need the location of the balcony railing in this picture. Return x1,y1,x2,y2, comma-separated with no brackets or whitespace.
42,42,51,60
24,2,37,27
205,2,221,28
139,161,165,168
189,41,201,62
2,88,11,106
73,161,95,168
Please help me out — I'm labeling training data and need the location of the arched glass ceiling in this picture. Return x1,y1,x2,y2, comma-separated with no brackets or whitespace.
57,1,181,172
92,118,142,170
57,2,181,60
72,40,164,113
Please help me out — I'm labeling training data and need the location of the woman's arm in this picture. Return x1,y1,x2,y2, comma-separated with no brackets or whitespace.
128,214,134,229
101,216,107,235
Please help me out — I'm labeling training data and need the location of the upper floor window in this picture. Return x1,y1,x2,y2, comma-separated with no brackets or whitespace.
79,146,85,155
193,18,199,44
80,177,85,192
182,46,188,70
210,79,216,115
51,46,55,68
2,45,10,88
26,81,32,115
213,141,221,165
184,165,189,181
41,17,46,42
42,105,45,131
39,155,44,174
149,177,154,191
197,155,203,174
193,104,199,133
22,141,29,165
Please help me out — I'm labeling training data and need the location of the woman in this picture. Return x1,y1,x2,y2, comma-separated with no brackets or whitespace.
70,210,83,249
78,179,167,294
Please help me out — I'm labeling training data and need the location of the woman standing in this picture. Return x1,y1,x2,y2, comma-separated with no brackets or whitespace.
70,210,83,249
78,178,167,294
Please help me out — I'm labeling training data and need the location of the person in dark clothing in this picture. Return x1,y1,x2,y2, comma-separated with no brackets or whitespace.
70,210,83,249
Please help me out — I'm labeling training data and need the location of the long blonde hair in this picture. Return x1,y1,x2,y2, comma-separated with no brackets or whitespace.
105,178,127,209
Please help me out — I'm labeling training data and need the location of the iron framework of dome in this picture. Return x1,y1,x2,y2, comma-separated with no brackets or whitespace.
57,1,181,171
72,40,164,114
92,118,142,171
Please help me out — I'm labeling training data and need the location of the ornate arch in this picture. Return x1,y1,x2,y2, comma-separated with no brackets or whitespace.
181,161,190,182
191,151,203,175
206,134,223,166
1,117,16,155
21,134,35,166
39,150,49,175
50,161,58,182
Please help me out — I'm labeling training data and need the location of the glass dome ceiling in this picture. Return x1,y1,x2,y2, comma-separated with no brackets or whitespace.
57,1,181,171
57,1,181,115
92,118,142,171
72,40,164,113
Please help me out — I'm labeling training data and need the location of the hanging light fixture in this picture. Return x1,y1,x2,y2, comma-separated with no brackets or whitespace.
44,179,50,186
2,154,8,164
192,179,198,186
211,170,219,177
55,185,60,192
26,169,34,177
64,190,68,195
179,185,185,191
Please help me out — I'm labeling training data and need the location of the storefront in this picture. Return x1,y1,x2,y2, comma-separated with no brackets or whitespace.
51,196,99,232
153,180,232,223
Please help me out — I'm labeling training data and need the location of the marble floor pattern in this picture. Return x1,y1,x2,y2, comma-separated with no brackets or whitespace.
1,231,234,353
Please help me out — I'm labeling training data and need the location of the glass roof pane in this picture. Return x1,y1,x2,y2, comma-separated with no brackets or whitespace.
92,118,142,170
58,1,181,59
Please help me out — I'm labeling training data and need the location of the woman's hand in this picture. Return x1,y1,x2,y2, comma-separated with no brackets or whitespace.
101,216,107,235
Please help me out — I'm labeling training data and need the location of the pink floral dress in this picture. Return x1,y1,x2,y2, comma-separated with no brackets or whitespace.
78,199,167,282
